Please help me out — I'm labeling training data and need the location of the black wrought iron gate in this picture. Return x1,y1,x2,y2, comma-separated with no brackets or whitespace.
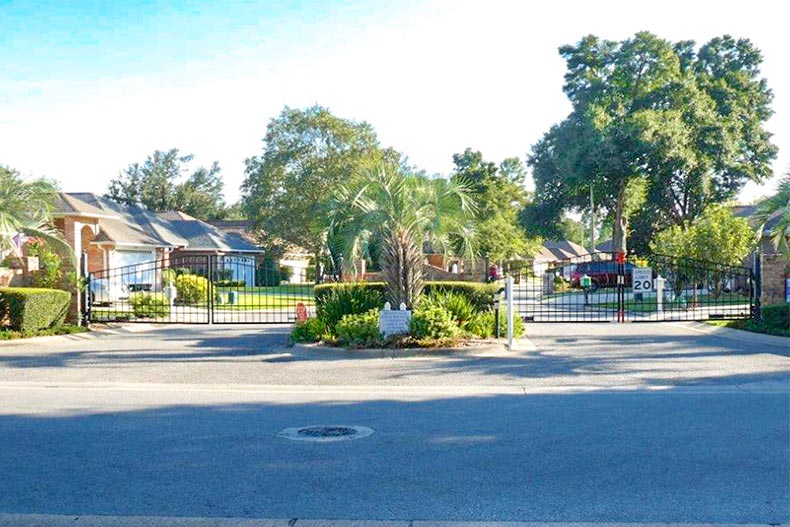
512,252,756,323
83,254,314,324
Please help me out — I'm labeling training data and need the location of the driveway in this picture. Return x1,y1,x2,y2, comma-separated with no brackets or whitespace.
0,322,787,524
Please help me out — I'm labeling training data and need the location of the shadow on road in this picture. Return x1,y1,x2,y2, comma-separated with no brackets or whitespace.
1,383,787,523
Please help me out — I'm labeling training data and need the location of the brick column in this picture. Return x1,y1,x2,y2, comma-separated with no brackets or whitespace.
760,253,790,306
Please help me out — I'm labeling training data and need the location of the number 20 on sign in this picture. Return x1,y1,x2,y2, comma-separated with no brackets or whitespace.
632,268,653,292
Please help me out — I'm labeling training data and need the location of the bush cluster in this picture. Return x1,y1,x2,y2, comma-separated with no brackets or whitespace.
314,281,500,311
316,283,385,331
0,287,71,332
336,309,382,347
291,317,328,343
130,292,170,318
409,305,460,340
295,281,525,347
175,273,209,304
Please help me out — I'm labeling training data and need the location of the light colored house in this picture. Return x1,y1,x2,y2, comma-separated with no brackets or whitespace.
532,239,591,277
53,193,263,284
205,219,313,284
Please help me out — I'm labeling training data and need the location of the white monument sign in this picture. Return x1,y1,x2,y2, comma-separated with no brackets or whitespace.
379,303,411,337
632,267,653,292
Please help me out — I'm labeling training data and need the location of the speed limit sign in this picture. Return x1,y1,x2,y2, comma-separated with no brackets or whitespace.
632,268,653,292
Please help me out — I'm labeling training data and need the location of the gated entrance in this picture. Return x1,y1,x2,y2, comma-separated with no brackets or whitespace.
83,254,314,324
512,252,756,323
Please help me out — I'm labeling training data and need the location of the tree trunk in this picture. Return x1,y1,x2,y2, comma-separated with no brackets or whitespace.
612,184,628,254
381,229,423,308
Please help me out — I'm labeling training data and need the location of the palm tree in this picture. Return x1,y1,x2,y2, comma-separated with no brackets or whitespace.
329,168,476,307
0,166,73,262
755,169,790,256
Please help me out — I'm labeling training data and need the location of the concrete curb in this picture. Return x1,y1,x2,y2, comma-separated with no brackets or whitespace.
671,321,789,351
290,338,537,358
0,323,157,347
0,514,783,527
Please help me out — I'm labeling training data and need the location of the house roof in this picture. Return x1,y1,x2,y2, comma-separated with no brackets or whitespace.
156,211,261,252
534,239,590,262
55,193,262,253
595,239,614,252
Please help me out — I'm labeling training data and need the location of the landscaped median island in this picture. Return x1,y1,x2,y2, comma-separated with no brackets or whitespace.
291,282,524,349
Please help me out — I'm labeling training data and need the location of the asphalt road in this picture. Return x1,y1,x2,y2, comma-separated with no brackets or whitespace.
0,323,787,524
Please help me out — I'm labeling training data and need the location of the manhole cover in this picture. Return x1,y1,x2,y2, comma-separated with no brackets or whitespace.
278,425,374,442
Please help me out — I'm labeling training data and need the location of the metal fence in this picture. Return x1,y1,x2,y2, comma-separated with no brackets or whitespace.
510,252,755,323
84,254,314,324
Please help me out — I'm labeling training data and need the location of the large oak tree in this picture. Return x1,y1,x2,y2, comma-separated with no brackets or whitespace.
242,105,400,256
527,32,777,253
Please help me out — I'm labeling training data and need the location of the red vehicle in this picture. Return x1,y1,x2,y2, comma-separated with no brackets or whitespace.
570,261,635,290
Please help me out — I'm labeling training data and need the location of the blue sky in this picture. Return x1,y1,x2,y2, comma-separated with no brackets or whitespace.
1,0,787,205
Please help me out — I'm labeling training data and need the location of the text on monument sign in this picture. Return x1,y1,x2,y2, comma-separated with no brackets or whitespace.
380,309,412,336
632,267,653,292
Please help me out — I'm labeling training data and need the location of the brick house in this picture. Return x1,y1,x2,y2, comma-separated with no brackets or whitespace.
53,193,264,284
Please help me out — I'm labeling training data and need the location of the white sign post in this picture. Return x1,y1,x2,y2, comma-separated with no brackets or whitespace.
655,275,666,313
632,267,653,293
505,276,514,350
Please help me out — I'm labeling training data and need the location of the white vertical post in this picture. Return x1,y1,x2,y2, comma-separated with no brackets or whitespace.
506,276,514,350
656,275,665,313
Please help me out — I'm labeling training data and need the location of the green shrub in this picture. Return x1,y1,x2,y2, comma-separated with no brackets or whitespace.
315,283,385,334
335,309,382,348
175,273,208,304
162,268,177,287
314,281,499,311
25,240,63,289
553,274,570,293
419,291,478,330
422,281,500,311
410,305,460,340
130,293,170,318
761,305,789,331
0,324,88,340
0,287,71,332
255,255,282,286
215,280,246,288
467,309,525,338
291,317,327,343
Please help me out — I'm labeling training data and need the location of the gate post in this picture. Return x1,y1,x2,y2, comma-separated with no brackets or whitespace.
505,276,514,350
80,251,91,326
207,255,214,325
616,252,626,322
753,250,762,322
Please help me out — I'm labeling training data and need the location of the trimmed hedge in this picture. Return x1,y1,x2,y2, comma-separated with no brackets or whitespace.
130,292,171,319
314,281,500,311
0,287,71,332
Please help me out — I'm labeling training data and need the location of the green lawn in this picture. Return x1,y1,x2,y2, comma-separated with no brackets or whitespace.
90,285,315,316
594,292,750,313
213,285,313,310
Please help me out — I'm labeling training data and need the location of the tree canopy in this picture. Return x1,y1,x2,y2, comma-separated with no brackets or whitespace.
328,167,476,306
650,205,754,266
451,148,539,261
106,149,226,221
242,105,400,256
528,32,777,252
755,167,790,255
0,165,72,263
